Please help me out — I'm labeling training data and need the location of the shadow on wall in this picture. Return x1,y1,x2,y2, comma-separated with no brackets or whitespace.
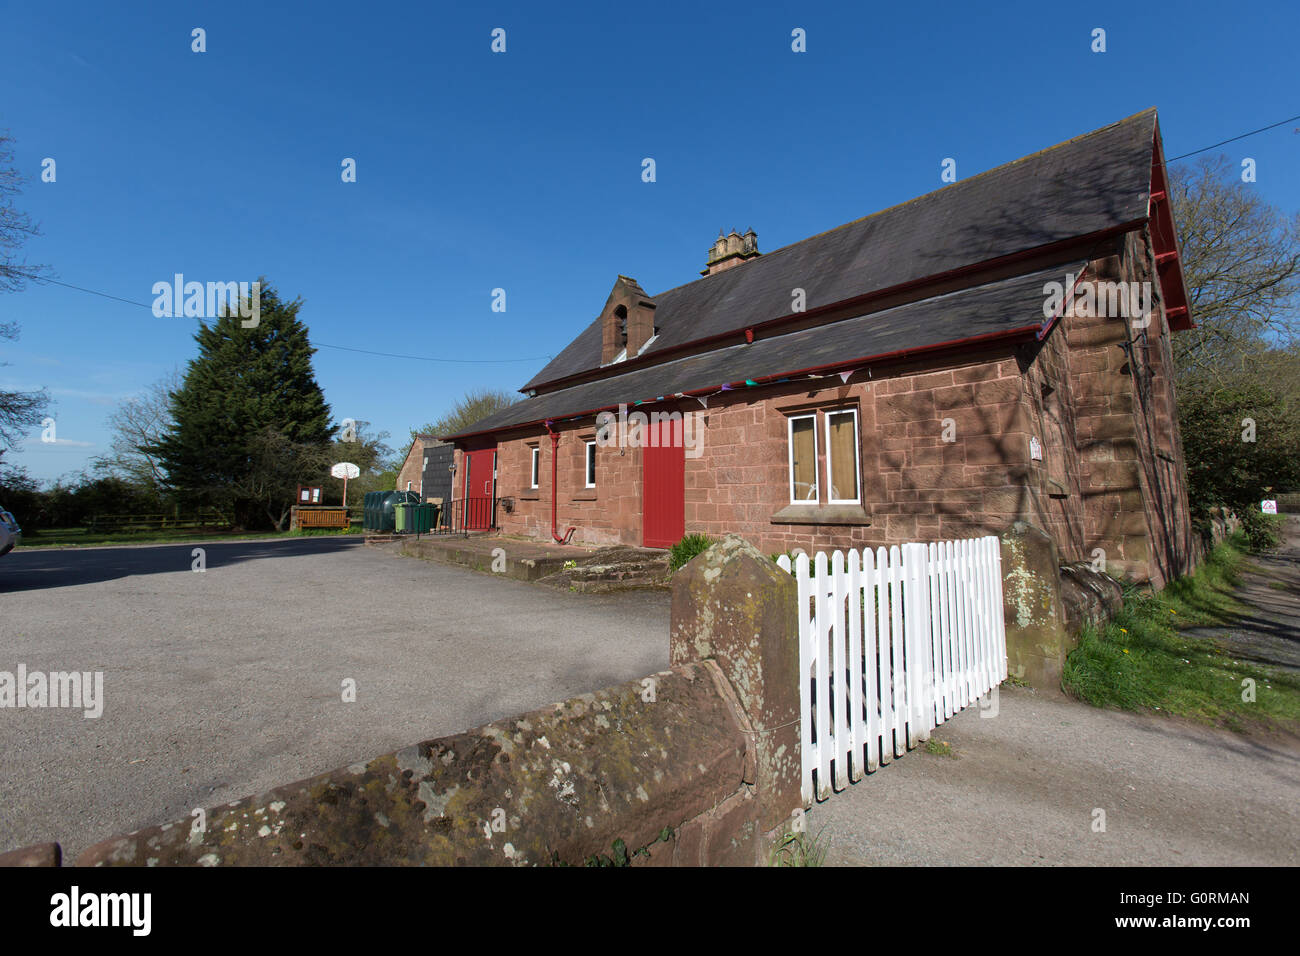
0,537,363,594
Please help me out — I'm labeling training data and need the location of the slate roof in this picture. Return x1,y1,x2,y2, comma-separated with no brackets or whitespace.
443,264,1083,440
522,109,1156,392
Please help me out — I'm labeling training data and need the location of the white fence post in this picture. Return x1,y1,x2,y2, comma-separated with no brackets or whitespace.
862,546,880,774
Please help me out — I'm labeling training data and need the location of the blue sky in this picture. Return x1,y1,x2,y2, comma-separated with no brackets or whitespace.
2,0,1297,482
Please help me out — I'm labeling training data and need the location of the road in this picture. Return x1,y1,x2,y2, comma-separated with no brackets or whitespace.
0,537,671,860
808,677,1300,866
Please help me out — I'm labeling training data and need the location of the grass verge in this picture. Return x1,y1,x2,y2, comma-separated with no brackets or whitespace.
1061,533,1300,731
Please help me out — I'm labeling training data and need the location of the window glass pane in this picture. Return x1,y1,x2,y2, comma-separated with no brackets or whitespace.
790,417,817,501
586,442,596,486
531,447,539,486
827,411,859,501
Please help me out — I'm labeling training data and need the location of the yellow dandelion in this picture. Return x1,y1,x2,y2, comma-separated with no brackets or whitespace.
1123,649,1129,654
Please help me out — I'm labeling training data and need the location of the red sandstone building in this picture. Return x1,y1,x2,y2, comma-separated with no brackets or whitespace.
442,109,1196,588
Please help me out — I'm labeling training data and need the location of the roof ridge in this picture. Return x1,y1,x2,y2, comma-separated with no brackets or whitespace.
646,108,1156,301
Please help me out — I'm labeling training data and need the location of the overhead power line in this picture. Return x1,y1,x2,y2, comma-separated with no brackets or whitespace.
1166,112,1300,162
4,269,553,365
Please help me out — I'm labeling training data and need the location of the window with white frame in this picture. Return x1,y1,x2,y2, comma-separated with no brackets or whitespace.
787,414,818,503
530,446,540,489
786,407,863,505
585,440,597,488
824,408,861,503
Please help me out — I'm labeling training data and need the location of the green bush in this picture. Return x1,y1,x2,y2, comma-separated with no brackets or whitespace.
1238,509,1284,552
669,533,714,572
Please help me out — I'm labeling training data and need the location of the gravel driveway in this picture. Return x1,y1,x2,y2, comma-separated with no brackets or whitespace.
0,538,670,860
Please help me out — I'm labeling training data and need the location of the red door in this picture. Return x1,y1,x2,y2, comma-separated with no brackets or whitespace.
463,448,496,530
643,417,685,549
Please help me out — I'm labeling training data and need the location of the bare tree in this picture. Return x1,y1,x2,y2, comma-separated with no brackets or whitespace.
0,132,51,453
1169,155,1300,384
92,369,181,492
0,130,46,293
410,387,516,443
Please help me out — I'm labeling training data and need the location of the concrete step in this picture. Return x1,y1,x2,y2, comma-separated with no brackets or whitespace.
536,547,671,592
397,536,672,591
399,537,573,582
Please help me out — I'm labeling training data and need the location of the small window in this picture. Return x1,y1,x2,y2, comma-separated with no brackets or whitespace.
825,409,861,504
787,415,818,503
530,446,540,489
585,440,597,488
615,306,628,350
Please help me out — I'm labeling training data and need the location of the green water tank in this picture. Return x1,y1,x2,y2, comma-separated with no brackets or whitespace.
362,491,383,532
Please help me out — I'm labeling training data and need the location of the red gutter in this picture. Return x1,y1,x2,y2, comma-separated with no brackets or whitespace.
442,320,1046,444
1036,267,1090,342
544,420,577,545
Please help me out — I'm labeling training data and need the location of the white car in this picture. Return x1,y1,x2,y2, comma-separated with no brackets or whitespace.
0,508,21,556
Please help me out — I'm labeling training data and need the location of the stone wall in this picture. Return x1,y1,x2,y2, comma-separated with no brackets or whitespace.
1192,509,1240,564
396,439,424,494
3,538,802,868
52,665,755,867
1064,234,1194,588
684,353,1041,556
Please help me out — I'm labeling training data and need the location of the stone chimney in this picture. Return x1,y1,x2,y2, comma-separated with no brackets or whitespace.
701,228,760,276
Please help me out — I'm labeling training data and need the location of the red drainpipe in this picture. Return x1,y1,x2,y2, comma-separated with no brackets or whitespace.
545,420,578,545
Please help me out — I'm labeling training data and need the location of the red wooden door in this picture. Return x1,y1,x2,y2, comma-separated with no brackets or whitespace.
643,417,685,549
463,448,496,530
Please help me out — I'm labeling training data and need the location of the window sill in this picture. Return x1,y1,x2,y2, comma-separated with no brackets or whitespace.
770,504,872,526
571,495,597,502
520,494,540,501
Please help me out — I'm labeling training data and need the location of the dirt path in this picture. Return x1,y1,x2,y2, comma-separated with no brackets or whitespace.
1180,514,1300,672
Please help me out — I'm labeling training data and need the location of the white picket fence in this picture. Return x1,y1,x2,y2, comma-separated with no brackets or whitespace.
777,536,1007,804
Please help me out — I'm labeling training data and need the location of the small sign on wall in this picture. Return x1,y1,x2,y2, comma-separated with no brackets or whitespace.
1262,500,1278,515
1029,436,1043,461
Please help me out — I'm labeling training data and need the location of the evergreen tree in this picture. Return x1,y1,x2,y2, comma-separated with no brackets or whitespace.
153,283,333,528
